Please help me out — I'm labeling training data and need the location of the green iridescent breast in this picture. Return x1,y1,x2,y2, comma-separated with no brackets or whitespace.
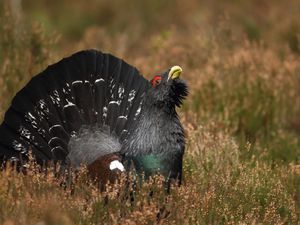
133,154,165,177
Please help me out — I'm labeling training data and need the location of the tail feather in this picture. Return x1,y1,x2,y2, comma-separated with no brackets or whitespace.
62,103,82,133
0,123,50,162
0,49,149,166
94,79,106,125
4,108,52,158
49,125,69,142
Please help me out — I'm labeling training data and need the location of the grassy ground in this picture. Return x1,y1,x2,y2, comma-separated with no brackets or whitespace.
0,0,300,224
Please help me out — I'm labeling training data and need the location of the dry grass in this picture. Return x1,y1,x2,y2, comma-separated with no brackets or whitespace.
1,0,300,224
0,123,298,224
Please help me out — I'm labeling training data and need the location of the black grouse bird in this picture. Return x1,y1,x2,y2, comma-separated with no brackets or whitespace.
0,50,188,186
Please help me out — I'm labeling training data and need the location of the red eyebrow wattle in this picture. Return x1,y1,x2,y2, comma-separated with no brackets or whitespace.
151,75,161,86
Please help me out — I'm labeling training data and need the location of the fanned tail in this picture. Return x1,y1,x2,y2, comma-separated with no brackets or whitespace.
0,50,149,166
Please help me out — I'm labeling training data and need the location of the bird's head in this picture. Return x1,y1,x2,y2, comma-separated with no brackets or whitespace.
147,66,188,109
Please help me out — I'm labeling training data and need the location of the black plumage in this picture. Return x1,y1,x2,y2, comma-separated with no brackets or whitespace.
0,50,188,185
122,68,188,183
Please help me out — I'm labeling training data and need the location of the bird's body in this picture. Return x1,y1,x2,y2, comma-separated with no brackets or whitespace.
0,50,188,186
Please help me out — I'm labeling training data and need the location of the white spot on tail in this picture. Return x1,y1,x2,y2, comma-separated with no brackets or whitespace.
109,100,121,106
38,99,47,110
103,106,108,119
95,78,105,84
84,80,91,86
72,80,83,85
12,140,26,153
25,112,38,128
118,86,125,98
50,90,61,106
18,126,32,140
36,99,49,118
128,90,136,103
49,124,63,132
135,107,141,117
134,101,143,118
48,137,58,146
27,112,35,120
109,160,125,171
64,99,75,108
9,157,19,162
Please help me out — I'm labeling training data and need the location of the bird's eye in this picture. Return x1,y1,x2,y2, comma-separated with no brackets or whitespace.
151,76,162,87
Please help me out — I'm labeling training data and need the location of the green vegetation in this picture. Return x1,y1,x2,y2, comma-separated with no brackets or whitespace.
0,0,300,224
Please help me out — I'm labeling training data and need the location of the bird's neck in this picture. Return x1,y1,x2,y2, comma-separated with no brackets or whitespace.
125,104,182,154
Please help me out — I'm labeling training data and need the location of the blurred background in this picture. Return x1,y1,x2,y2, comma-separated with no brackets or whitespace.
1,0,300,161
0,0,300,223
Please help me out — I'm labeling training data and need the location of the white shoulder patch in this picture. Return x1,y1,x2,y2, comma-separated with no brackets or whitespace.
109,160,125,172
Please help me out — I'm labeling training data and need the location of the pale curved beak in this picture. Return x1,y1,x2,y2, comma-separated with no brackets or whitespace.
167,65,182,81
